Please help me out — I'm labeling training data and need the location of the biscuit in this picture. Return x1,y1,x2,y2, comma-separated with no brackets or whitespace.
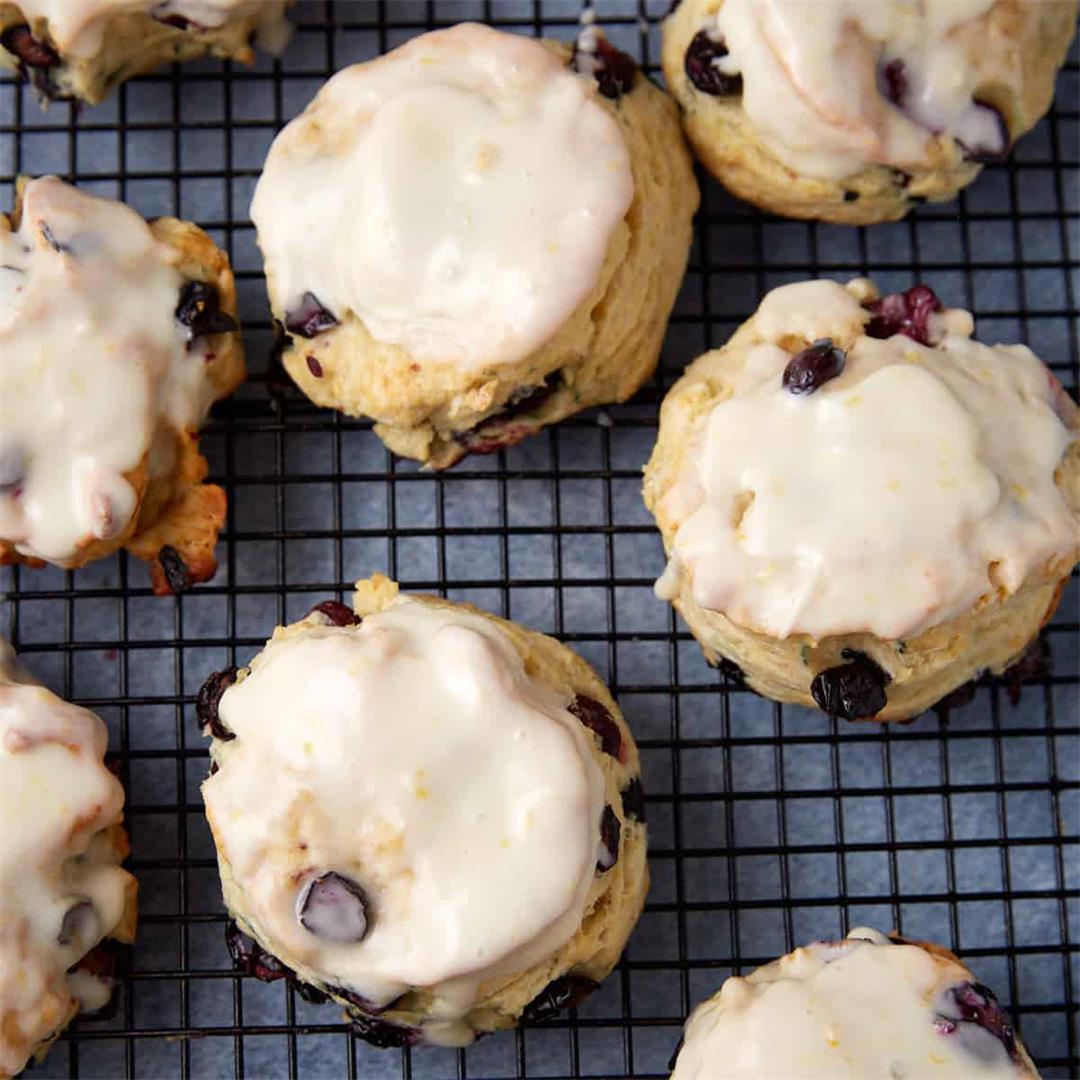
251,23,698,468
0,0,291,105
670,927,1039,1078
199,576,648,1047
662,0,1077,224
0,641,137,1080
0,176,245,595
644,278,1079,721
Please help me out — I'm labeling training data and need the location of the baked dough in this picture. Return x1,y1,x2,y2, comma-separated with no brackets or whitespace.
251,22,697,468
0,176,245,595
0,640,137,1080
644,278,1079,722
662,0,1077,224
0,0,291,105
200,576,648,1047
670,928,1039,1079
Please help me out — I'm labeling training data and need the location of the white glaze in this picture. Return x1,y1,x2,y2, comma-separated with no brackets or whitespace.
671,928,1028,1079
250,23,633,368
202,597,606,1046
658,279,1077,642
0,176,219,565
711,0,1009,180
6,0,290,58
0,641,133,1080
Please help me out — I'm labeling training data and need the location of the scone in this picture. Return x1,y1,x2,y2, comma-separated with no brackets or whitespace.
0,640,137,1080
670,928,1038,1078
644,278,1079,722
0,176,245,595
198,575,647,1048
662,0,1077,224
0,0,291,105
251,22,698,468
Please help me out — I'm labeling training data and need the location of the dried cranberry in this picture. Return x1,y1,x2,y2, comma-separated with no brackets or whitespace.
327,985,390,1015
570,34,637,100
349,1015,422,1049
621,776,646,823
712,655,744,683
294,982,329,1005
810,652,890,720
522,974,599,1023
296,872,370,944
309,599,360,626
956,101,1009,162
157,545,192,593
936,981,1019,1062
596,805,620,873
306,355,323,378
684,31,742,96
568,694,622,759
175,281,237,343
1003,636,1050,705
285,292,338,338
58,900,98,948
863,285,943,345
879,57,908,106
782,339,846,395
1,23,59,68
0,443,25,493
452,375,559,455
196,666,238,742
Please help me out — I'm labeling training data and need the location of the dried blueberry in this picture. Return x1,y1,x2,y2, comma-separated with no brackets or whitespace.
570,34,637,100
711,655,745,683
1003,635,1050,705
522,974,599,1023
225,920,295,983
863,285,942,346
879,57,908,106
936,981,1019,1063
782,339,846,395
1,23,59,68
568,694,622,759
309,599,360,626
810,652,890,720
58,900,98,948
285,292,338,338
196,666,239,742
0,443,25,493
596,805,621,873
350,1015,422,1049
175,280,237,344
621,776,646,823
297,872,370,944
305,355,323,378
157,544,192,593
842,190,859,203
684,30,741,95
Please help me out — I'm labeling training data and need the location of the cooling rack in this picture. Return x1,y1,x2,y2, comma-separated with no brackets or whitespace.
1,2,1077,1077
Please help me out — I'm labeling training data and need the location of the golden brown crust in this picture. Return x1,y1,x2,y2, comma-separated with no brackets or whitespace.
0,184,245,594
662,0,1077,225
270,37,698,468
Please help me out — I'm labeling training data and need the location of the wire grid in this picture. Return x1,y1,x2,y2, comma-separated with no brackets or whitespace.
0,1,1077,1077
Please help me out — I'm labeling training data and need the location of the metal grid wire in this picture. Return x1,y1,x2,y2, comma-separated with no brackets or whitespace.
1,1,1078,1077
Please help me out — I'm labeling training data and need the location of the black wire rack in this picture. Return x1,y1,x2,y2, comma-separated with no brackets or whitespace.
1,2,1077,1078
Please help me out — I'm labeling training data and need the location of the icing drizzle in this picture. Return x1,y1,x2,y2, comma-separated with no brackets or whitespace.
251,22,633,368
657,279,1077,642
